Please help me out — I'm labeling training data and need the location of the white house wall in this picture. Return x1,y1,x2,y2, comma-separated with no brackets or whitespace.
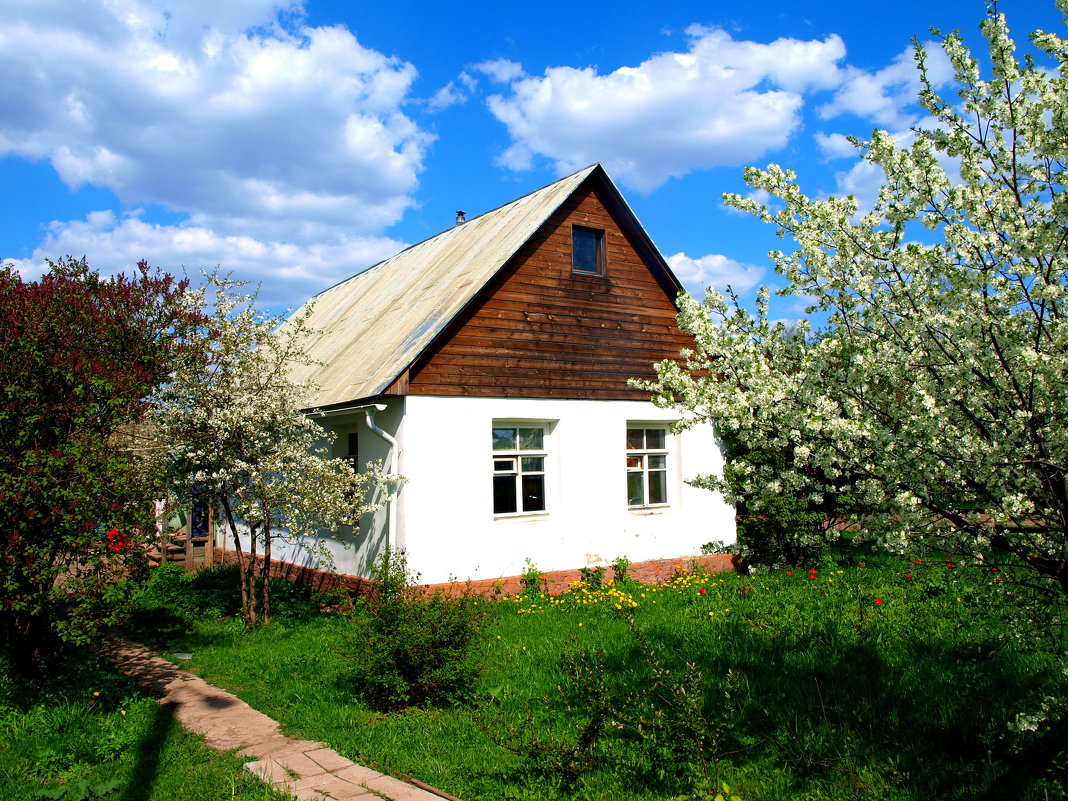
396,395,733,584
226,396,735,585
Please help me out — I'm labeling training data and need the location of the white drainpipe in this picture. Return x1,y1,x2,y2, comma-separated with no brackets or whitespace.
364,406,401,551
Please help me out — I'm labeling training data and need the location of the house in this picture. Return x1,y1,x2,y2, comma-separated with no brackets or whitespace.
278,164,735,584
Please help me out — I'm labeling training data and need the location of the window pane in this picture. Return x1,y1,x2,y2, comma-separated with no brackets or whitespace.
649,471,667,504
648,454,666,469
521,475,545,512
519,427,544,450
494,475,517,514
626,455,642,469
645,428,666,449
492,427,517,451
573,227,603,274
521,456,544,473
627,473,644,506
626,428,644,449
494,458,516,473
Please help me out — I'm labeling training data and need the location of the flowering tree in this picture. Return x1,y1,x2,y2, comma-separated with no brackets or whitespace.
154,275,400,626
642,6,1068,595
0,258,205,667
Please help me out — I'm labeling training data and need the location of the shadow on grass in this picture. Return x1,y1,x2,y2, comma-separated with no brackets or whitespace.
119,701,176,801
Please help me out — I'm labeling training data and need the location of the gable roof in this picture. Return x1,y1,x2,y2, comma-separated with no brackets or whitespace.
289,164,681,408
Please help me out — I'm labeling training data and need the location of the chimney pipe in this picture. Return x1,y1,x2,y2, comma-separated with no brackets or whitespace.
455,210,466,226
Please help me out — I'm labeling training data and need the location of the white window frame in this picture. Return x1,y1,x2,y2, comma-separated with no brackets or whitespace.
492,423,549,516
627,425,670,508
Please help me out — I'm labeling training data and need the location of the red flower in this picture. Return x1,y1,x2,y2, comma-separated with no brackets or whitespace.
874,598,883,605
698,588,706,595
905,573,912,579
787,571,793,576
106,528,129,552
859,564,865,569
946,563,954,568
808,575,816,580
915,558,922,563
991,567,999,572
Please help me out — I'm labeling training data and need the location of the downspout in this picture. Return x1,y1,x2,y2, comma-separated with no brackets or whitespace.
364,407,401,551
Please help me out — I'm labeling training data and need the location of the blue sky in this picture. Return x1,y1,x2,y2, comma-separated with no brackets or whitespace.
0,0,1061,316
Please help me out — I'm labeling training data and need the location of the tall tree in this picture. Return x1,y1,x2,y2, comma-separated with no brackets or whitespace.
154,275,400,626
0,258,205,666
643,5,1068,595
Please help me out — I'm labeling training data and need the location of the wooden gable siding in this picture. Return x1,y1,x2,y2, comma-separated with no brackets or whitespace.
396,184,694,400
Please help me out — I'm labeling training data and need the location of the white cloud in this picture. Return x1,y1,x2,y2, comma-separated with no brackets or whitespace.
667,251,766,297
0,0,431,294
814,131,857,161
6,210,404,309
474,27,847,192
427,81,468,111
820,42,953,129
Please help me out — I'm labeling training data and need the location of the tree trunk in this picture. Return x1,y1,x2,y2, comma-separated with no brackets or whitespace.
221,497,256,627
261,506,272,626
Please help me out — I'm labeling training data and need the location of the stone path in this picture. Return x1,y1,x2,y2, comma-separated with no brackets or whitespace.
105,638,458,801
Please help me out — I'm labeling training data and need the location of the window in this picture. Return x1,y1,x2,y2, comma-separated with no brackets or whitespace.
492,425,547,514
572,225,605,275
627,427,668,507
343,431,359,470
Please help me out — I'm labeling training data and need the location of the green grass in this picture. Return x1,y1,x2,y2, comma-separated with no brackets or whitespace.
126,557,1068,801
0,644,290,801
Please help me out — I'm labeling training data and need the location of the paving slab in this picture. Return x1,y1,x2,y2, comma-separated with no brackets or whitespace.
104,637,456,801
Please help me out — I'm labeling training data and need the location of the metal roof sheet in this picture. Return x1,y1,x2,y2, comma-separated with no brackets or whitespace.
287,165,600,407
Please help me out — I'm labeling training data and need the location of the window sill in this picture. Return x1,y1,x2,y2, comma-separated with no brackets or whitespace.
628,506,669,515
494,512,550,522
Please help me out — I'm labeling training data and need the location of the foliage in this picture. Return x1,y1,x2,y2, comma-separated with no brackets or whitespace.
0,258,205,667
153,274,401,627
146,555,1067,800
640,4,1068,597
578,565,606,588
343,547,486,711
519,557,544,595
612,556,632,584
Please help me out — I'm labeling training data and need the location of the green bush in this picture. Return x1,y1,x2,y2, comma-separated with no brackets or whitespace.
344,547,485,711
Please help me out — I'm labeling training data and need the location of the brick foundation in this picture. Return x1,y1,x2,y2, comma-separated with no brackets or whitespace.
212,549,741,598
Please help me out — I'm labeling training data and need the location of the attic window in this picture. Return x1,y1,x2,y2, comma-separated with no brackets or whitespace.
572,226,605,276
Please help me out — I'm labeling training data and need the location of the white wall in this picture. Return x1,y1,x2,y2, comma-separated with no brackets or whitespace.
396,396,734,584
235,395,735,585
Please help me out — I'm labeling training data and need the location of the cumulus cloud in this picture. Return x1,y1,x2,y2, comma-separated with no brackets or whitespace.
667,251,766,297
0,0,430,294
473,26,847,192
7,209,404,308
820,42,953,129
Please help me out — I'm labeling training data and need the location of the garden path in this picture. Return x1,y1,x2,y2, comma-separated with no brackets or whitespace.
104,637,460,801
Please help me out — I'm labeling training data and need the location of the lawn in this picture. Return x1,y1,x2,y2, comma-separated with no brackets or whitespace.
124,554,1067,801
0,644,291,801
